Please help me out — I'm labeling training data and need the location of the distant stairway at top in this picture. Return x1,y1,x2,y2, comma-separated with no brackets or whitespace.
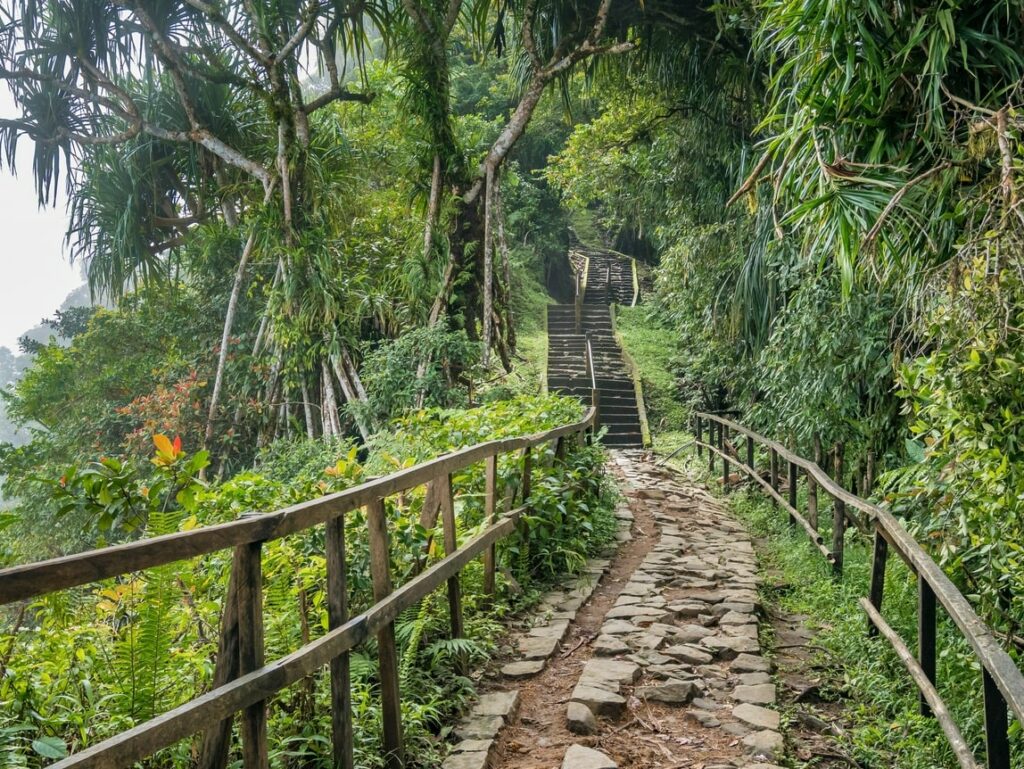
546,244,646,448
581,247,637,306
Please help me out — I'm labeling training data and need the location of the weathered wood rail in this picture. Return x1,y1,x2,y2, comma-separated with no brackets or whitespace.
0,408,597,769
694,412,1024,769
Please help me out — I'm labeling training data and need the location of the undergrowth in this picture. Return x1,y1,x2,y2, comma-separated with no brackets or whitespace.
0,395,616,768
613,306,688,434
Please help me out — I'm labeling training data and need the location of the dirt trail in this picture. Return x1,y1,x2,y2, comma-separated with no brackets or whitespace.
470,450,785,769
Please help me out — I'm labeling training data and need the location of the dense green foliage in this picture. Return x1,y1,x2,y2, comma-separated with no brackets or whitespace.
0,395,613,767
2,0,1024,766
549,0,1024,642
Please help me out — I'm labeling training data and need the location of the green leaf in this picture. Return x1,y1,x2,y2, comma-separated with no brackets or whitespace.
32,737,68,760
905,438,926,463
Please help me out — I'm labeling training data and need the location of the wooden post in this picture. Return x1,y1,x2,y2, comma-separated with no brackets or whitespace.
197,563,241,769
708,421,716,474
721,424,729,490
438,474,464,645
769,448,778,507
482,455,498,596
807,433,821,530
831,494,845,578
867,527,888,638
522,447,533,506
326,515,353,769
235,541,268,769
983,668,1011,769
554,435,566,464
788,459,798,527
918,578,937,718
746,435,754,476
574,272,582,335
366,497,404,769
696,416,703,457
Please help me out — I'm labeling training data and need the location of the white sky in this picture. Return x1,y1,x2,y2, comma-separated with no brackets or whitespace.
0,91,85,352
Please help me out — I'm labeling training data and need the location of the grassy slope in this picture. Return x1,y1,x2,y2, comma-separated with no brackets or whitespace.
660,448,1014,769
613,305,689,452
481,272,548,399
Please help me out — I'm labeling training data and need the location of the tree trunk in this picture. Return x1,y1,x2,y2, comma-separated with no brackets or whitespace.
300,379,316,439
204,227,258,453
482,164,495,366
331,354,371,443
495,178,516,355
424,154,442,258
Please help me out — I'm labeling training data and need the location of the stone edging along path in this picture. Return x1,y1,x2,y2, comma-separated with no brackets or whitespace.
442,450,785,769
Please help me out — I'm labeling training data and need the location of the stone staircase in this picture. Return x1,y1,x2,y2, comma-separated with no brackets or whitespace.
581,248,636,306
546,248,644,448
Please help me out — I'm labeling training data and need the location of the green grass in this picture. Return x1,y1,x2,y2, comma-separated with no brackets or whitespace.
613,305,688,433
481,272,548,399
660,443,1020,769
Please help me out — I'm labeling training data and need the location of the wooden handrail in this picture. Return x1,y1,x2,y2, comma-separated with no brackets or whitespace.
2,407,597,769
0,417,592,604
694,411,1024,769
630,258,639,307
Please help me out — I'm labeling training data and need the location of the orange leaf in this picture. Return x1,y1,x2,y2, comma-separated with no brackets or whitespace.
172,435,182,455
153,434,173,455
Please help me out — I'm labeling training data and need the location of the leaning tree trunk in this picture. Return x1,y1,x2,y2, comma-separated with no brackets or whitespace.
482,165,496,366
203,226,258,455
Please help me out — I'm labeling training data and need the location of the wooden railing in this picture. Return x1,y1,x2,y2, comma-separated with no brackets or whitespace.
571,250,590,334
630,257,640,307
584,330,600,426
0,408,597,769
693,412,1024,769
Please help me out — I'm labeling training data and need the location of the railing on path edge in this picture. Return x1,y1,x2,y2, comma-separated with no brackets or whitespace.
0,407,598,769
693,412,1024,769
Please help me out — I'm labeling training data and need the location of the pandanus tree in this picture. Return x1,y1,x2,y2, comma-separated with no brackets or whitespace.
0,0,401,457
0,0,640,461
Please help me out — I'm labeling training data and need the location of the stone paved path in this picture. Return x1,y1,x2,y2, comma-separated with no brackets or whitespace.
444,450,784,769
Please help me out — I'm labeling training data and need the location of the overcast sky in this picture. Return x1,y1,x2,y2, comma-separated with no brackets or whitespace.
0,91,85,352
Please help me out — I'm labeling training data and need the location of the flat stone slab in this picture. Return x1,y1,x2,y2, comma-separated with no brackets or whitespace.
501,660,545,679
720,611,757,626
443,752,489,769
733,703,780,731
578,659,640,690
518,635,559,660
452,739,492,753
566,701,598,735
592,634,630,656
732,654,771,673
604,604,668,620
570,684,626,718
738,672,771,686
742,730,784,760
637,679,700,705
701,634,760,658
663,644,713,665
601,620,639,635
474,690,520,720
733,684,776,705
530,619,571,639
454,715,504,740
562,745,618,769
675,624,714,643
